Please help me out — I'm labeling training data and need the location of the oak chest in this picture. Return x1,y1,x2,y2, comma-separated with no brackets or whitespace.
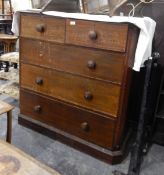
19,12,139,164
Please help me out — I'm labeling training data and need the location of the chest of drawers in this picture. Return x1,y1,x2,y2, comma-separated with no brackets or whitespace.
19,12,139,164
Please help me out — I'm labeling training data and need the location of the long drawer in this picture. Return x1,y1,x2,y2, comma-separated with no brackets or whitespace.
21,63,121,117
66,19,128,52
20,14,65,43
20,38,125,84
20,89,116,149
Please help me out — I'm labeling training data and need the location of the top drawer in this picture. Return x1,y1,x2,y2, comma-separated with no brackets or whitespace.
66,19,128,52
20,14,65,43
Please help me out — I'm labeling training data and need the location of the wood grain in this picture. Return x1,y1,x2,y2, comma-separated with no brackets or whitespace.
20,38,125,84
20,89,116,149
19,12,139,164
66,19,128,52
20,63,120,117
19,114,131,164
20,14,65,43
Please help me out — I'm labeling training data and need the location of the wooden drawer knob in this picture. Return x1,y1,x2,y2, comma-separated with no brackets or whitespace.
36,24,45,33
87,60,96,70
35,77,43,85
81,122,90,132
34,105,41,112
89,30,97,40
84,91,93,101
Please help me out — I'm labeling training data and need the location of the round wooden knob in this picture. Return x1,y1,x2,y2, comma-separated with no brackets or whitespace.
34,105,41,112
89,30,97,40
87,60,96,70
35,77,43,85
84,91,93,101
36,24,45,33
81,122,90,132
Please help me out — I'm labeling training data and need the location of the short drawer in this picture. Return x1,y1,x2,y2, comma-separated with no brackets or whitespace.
20,14,65,43
20,38,125,84
66,19,128,52
21,63,121,117
20,89,116,149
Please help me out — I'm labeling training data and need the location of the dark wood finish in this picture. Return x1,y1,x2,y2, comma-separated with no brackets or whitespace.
20,63,120,117
113,25,139,148
81,122,90,132
66,19,128,52
0,100,14,143
20,38,125,84
88,30,97,40
87,60,96,70
84,91,93,101
19,12,139,164
35,23,45,33
35,77,43,85
7,110,12,143
18,114,131,165
20,89,116,149
20,14,65,43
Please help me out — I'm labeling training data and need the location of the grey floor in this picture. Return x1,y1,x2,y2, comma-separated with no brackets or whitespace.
0,86,164,175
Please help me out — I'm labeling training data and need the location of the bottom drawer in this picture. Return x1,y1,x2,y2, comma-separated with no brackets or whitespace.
20,89,116,149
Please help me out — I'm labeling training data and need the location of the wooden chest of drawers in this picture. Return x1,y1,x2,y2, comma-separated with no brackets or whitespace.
19,12,139,164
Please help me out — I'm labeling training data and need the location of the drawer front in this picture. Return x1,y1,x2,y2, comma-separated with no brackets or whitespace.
20,14,65,43
21,63,121,117
66,19,128,52
20,38,125,84
20,89,116,149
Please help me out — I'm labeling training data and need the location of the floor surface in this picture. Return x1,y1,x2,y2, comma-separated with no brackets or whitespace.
0,93,164,175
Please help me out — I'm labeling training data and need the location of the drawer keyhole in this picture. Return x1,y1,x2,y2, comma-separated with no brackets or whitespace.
35,77,43,85
81,122,90,132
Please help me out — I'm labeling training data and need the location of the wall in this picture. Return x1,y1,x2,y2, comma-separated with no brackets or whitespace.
12,0,32,11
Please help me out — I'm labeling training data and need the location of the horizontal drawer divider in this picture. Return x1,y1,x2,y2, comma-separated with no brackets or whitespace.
20,89,117,148
20,36,128,53
20,61,123,86
20,87,118,120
